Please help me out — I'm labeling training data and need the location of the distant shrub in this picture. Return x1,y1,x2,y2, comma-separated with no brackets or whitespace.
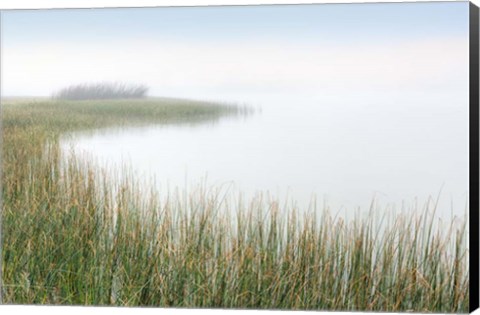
52,82,149,100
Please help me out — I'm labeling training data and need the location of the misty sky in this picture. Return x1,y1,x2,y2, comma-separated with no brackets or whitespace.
2,2,471,214
1,2,469,100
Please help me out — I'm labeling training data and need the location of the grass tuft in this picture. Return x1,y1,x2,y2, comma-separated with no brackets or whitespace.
52,82,149,100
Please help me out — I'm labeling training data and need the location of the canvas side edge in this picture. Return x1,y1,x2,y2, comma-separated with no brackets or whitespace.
470,1,479,313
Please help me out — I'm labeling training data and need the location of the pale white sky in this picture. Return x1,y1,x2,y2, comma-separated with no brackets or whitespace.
2,37,469,100
1,2,469,101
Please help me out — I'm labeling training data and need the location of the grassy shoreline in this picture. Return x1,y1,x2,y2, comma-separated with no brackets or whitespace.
1,99,469,311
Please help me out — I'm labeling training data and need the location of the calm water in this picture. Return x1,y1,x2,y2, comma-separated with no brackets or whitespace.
61,93,469,219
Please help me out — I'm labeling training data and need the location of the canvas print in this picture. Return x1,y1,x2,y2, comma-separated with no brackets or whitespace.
0,1,478,312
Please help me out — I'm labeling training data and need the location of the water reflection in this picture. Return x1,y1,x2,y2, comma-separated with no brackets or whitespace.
61,95,469,221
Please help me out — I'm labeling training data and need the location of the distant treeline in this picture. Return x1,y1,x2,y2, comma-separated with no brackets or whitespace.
52,82,149,100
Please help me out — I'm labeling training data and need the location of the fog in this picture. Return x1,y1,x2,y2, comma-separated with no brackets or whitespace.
3,3,470,218
3,37,468,102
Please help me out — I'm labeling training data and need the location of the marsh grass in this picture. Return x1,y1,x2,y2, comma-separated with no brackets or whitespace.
52,82,149,100
1,99,469,311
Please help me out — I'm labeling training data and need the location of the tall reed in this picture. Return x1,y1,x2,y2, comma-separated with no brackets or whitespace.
1,99,469,312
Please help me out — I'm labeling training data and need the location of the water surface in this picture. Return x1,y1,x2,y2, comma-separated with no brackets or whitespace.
61,94,469,219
